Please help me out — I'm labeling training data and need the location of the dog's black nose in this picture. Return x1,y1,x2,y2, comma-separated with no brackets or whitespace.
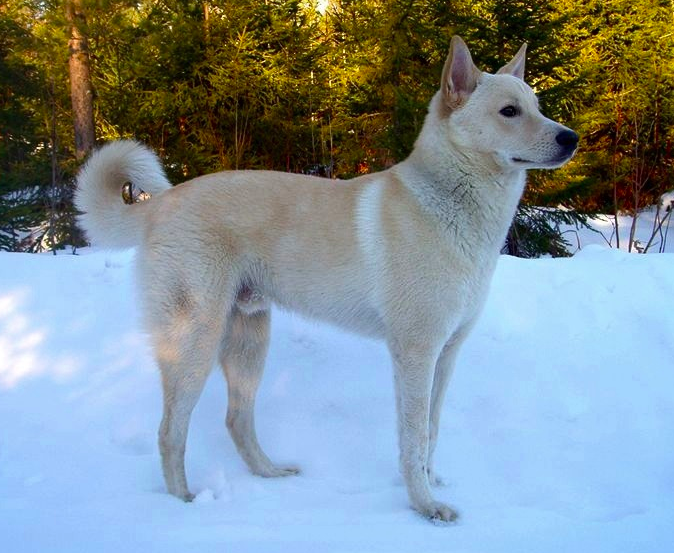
556,129,579,149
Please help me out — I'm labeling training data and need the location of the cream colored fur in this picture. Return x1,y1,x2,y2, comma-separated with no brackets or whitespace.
74,36,577,522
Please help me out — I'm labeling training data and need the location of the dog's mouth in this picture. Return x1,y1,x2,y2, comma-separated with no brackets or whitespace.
511,151,576,168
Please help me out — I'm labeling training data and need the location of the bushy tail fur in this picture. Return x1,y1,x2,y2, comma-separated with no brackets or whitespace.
74,140,171,249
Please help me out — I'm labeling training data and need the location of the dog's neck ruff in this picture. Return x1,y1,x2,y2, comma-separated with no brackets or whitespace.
399,159,524,255
400,108,527,257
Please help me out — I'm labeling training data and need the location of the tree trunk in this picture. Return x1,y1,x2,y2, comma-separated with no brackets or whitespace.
66,0,95,161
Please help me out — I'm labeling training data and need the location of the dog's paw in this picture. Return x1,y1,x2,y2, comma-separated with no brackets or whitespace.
167,485,196,503
180,491,196,503
418,500,459,524
273,466,300,477
258,465,300,478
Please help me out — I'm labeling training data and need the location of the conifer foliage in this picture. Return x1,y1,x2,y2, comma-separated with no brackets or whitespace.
0,0,672,255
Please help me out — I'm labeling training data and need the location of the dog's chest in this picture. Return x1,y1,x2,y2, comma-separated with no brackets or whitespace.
418,245,495,320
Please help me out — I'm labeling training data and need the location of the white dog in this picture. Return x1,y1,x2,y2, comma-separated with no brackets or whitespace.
75,36,578,522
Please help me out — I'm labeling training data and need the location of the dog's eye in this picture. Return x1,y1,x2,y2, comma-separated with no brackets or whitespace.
499,105,519,118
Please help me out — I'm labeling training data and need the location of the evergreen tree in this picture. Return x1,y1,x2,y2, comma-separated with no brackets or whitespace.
557,0,674,250
0,2,55,251
0,0,672,255
66,0,96,161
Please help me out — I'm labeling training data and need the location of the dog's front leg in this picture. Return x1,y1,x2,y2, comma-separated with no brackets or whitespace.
389,336,458,522
427,323,473,486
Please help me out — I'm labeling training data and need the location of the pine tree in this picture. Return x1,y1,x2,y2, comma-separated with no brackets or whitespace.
66,0,95,161
0,2,52,251
557,0,674,250
1,0,671,255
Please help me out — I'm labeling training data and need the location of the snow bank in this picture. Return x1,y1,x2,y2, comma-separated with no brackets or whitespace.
562,208,674,254
1,246,673,552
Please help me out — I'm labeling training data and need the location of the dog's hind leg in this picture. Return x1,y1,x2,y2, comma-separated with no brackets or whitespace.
219,307,299,478
155,287,231,502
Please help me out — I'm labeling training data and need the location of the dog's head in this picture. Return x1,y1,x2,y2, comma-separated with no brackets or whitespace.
437,36,578,170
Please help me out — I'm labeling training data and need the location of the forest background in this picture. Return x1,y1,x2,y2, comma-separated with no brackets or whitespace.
1,0,673,255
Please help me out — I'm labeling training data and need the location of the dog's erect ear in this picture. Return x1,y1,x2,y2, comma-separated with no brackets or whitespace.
441,36,481,110
496,43,527,81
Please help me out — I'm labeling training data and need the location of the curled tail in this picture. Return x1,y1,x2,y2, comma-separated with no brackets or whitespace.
74,140,171,249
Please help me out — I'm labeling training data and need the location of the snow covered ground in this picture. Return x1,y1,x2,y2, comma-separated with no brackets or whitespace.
561,206,674,254
1,240,673,552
